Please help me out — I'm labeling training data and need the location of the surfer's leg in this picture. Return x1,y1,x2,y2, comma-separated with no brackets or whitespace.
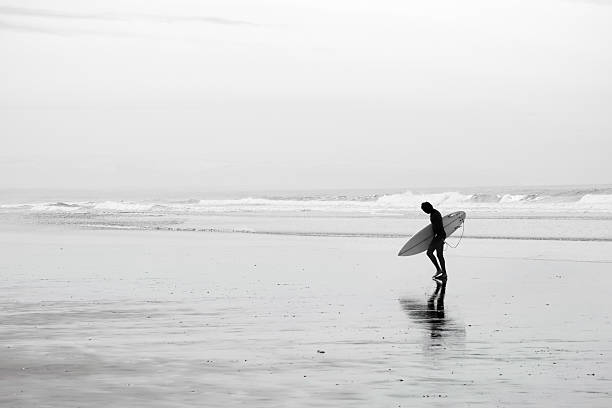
426,247,441,273
436,242,447,276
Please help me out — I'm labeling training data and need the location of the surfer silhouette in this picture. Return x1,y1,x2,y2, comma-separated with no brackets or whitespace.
421,202,447,279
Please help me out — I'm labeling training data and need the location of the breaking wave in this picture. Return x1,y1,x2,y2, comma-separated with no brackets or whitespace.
2,188,612,215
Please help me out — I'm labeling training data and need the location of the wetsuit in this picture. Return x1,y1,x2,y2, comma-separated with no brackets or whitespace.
429,209,446,252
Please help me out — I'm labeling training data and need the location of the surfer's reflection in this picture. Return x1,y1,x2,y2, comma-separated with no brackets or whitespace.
400,279,464,345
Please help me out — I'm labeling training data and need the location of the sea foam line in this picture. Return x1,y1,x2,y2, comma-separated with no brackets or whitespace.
77,224,612,242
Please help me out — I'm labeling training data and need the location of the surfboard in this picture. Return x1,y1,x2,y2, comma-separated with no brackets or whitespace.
398,211,466,256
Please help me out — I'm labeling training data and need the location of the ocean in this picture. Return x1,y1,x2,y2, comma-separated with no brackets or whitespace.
2,185,612,242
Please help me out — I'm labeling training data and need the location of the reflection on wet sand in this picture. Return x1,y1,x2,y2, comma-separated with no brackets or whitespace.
399,279,465,348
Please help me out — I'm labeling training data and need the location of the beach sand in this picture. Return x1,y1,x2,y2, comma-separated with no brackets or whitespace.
1,227,611,407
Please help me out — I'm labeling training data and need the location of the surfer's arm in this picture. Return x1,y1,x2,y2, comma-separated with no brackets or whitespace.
431,216,445,238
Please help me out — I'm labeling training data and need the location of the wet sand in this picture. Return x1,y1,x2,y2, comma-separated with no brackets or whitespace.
1,227,611,407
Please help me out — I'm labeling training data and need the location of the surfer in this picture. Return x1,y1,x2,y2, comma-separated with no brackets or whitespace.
421,202,447,279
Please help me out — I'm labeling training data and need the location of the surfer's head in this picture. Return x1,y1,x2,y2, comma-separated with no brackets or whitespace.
421,202,433,214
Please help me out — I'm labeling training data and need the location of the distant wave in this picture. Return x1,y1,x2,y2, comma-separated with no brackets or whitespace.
3,188,612,215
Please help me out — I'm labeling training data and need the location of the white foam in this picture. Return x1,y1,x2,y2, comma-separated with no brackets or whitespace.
376,191,473,207
0,204,33,209
93,201,155,212
578,194,612,205
28,203,86,213
499,194,525,203
4,190,612,216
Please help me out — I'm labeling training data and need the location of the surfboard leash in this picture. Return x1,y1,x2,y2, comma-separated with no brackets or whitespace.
445,220,465,249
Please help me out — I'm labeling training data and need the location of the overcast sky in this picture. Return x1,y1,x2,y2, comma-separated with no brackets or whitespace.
1,0,611,191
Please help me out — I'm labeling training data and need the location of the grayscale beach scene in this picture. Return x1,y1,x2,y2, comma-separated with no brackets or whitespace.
1,0,611,406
